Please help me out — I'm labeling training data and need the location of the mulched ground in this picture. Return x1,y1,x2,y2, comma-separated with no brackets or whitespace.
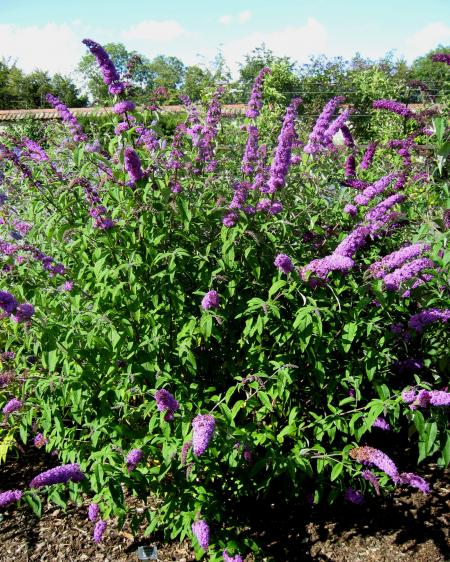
1,447,449,562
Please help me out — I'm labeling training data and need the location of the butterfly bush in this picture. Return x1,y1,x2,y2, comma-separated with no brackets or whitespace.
0,36,448,559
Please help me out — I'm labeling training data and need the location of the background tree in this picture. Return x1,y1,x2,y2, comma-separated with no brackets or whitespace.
148,55,185,102
409,45,450,102
183,65,214,101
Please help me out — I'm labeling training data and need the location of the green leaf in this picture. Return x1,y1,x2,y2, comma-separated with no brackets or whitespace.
330,461,344,481
341,322,357,353
25,494,42,517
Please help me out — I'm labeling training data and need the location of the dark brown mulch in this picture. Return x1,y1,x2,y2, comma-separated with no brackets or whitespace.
0,447,449,562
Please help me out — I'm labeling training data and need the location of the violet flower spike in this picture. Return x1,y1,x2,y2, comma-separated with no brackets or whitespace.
362,470,380,495
373,99,415,119
192,414,215,456
3,398,22,416
155,389,179,421
408,308,450,332
349,446,399,480
266,97,302,193
201,290,220,310
82,38,125,94
360,142,377,170
126,448,143,472
192,519,210,550
223,550,243,562
372,417,390,431
382,258,434,291
368,243,430,279
304,96,345,154
124,147,144,184
274,253,294,274
246,67,271,119
11,303,34,323
344,488,365,505
29,464,84,488
113,100,135,114
0,291,18,314
93,519,107,543
88,502,100,522
46,94,87,142
398,472,430,493
431,53,450,65
0,489,22,509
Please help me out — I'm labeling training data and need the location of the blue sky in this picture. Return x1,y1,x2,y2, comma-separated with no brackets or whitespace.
0,0,449,76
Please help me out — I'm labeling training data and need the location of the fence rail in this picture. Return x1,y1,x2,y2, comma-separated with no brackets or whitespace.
0,102,443,123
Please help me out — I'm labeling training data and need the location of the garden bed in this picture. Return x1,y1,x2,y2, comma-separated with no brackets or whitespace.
1,448,448,561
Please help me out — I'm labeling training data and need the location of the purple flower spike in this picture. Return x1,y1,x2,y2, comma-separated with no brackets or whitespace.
0,489,22,509
383,258,434,291
201,290,220,310
93,519,107,543
431,53,450,65
192,414,215,456
401,388,417,404
266,98,302,193
155,389,179,420
46,94,87,143
192,519,210,550
408,308,450,332
242,125,259,174
344,487,365,505
126,449,144,472
82,39,125,94
429,391,450,407
11,303,34,323
223,550,243,562
350,446,398,480
333,226,371,258
372,417,390,431
304,96,345,154
34,433,48,448
368,243,430,279
0,291,18,314
362,470,380,495
345,154,356,178
3,398,22,416
398,472,430,493
88,502,100,522
246,67,271,119
373,99,415,119
113,100,135,114
344,204,357,216
360,142,377,170
22,138,49,162
124,147,144,184
274,253,294,274
29,464,84,488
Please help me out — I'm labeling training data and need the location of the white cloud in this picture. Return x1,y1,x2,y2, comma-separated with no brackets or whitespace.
238,10,252,24
404,21,450,60
0,23,84,75
122,20,189,42
219,15,232,25
221,17,329,75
